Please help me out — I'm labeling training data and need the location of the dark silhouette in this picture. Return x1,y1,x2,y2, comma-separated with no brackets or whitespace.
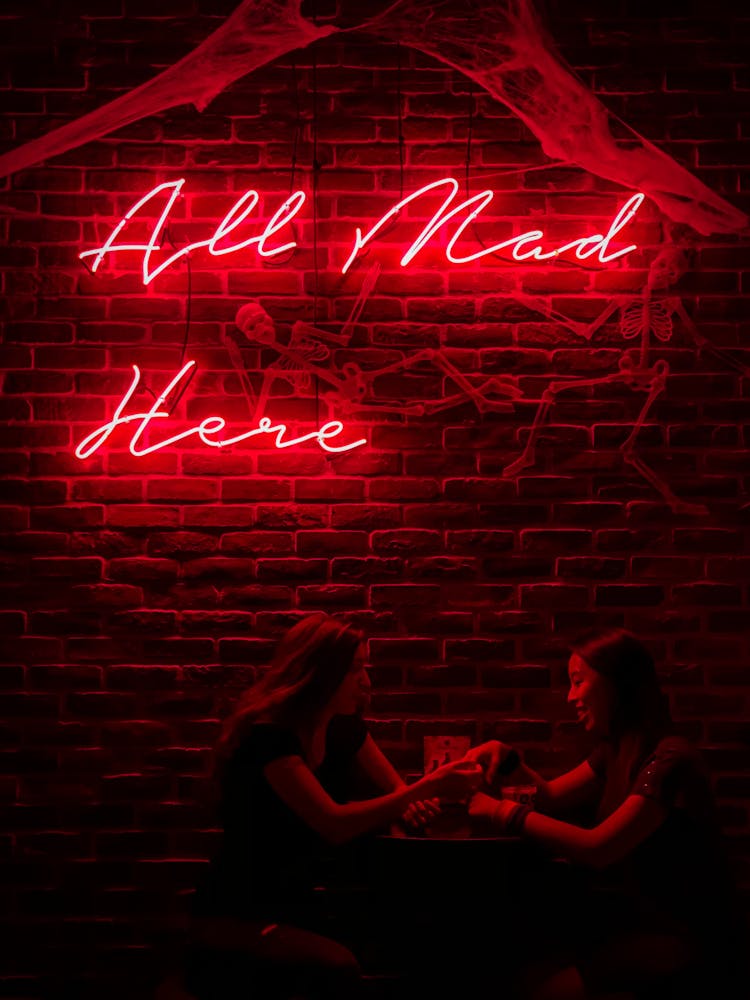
183,613,481,999
468,628,747,1000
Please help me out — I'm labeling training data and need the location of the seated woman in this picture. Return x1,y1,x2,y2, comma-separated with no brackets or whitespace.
467,628,747,1000
184,613,481,1000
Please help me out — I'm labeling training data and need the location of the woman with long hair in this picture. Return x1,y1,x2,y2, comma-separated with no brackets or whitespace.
467,628,746,999
184,613,481,1000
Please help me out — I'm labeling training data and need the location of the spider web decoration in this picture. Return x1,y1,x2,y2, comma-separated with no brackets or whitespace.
0,0,334,180
0,0,745,237
366,0,746,235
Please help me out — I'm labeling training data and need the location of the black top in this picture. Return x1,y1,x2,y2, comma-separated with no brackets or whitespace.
193,713,368,922
586,735,743,954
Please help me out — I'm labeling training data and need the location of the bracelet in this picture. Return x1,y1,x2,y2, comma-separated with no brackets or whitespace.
505,802,532,835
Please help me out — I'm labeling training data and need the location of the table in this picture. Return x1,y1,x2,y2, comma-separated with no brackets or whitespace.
355,828,549,991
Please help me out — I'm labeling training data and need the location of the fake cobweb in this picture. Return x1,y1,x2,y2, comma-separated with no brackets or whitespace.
366,0,745,234
0,0,334,181
0,0,745,237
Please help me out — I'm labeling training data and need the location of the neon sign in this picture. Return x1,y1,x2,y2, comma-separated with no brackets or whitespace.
79,178,645,284
79,180,306,285
341,180,644,273
74,360,367,460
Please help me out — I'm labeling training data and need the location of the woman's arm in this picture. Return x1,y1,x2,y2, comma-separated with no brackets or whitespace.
355,734,442,830
543,761,602,814
497,794,668,868
466,741,600,816
265,754,480,845
354,734,406,792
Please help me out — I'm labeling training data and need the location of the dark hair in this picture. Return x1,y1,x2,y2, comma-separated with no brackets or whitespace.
216,614,363,763
572,628,672,815
572,628,671,739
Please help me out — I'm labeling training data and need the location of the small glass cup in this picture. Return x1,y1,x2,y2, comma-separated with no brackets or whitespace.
500,784,537,809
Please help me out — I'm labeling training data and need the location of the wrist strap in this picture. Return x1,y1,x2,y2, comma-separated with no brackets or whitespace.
505,802,532,835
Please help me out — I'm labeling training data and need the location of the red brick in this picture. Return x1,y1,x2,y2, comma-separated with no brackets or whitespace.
294,479,365,502
445,692,516,714
520,584,589,609
256,559,327,582
297,585,366,608
409,556,476,579
673,583,742,606
372,529,440,555
371,585,441,609
557,557,627,579
446,638,515,662
220,532,293,555
331,558,403,582
108,558,179,584
105,507,180,529
370,692,443,715
296,531,369,556
145,532,217,557
370,638,440,665
71,584,143,608
146,480,219,503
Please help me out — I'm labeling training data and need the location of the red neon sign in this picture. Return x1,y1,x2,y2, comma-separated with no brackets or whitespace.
74,360,367,459
79,180,306,285
341,180,645,274
79,178,644,283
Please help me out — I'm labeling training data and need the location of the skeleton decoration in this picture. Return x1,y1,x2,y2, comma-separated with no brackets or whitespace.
230,253,523,424
3,0,747,511
508,247,750,515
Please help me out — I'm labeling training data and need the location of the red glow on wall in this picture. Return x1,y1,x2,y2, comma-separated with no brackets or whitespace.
73,360,368,459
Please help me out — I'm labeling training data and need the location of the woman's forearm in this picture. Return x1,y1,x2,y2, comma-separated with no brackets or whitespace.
326,781,428,843
519,811,599,866
502,762,553,813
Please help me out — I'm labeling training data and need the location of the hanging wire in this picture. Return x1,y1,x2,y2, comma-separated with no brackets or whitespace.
311,44,320,328
289,58,302,196
396,41,406,202
264,59,303,269
310,1,321,424
464,79,475,200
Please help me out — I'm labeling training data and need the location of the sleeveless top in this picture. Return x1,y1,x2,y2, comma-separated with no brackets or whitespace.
193,714,368,922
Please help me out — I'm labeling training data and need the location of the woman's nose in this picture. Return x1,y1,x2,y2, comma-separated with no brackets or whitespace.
566,688,576,703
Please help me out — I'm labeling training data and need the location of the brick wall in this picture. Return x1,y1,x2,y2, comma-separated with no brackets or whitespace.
1,1,748,996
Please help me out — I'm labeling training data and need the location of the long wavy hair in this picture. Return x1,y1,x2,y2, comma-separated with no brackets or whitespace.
215,614,363,766
572,628,673,817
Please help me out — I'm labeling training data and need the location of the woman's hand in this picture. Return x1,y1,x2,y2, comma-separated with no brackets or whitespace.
421,760,483,801
468,792,516,830
463,740,515,786
401,798,441,831
467,790,499,823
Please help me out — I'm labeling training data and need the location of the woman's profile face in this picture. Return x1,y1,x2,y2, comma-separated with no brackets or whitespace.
567,653,614,735
330,642,371,715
